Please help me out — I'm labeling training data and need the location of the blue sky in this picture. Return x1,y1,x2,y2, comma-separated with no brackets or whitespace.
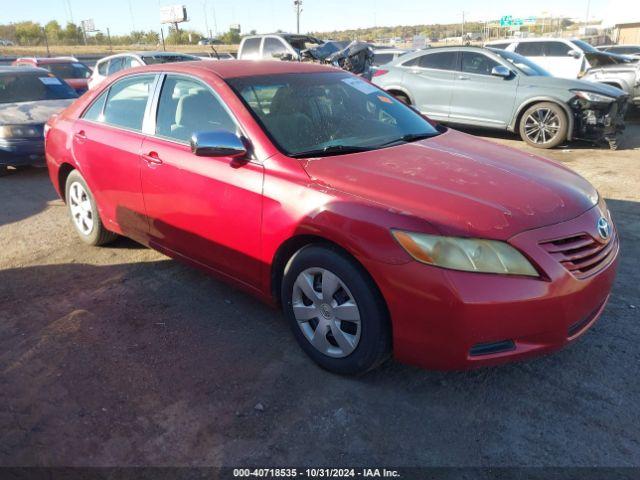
0,0,629,35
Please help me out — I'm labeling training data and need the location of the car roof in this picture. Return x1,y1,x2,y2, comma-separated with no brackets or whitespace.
16,56,80,64
129,59,342,79
0,65,48,74
99,51,194,60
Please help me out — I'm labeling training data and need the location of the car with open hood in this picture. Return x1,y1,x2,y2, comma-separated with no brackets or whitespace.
373,46,628,149
44,60,618,374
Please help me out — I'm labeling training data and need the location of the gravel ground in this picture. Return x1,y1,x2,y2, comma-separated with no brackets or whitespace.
1,116,639,468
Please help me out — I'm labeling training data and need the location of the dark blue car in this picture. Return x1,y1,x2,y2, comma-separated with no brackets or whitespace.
0,66,77,176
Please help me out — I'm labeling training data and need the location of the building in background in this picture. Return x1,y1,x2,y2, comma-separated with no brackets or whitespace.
614,22,640,44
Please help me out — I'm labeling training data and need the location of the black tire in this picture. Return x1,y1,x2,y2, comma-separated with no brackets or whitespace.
391,91,411,105
65,170,117,246
0,165,8,177
518,102,568,149
281,245,391,375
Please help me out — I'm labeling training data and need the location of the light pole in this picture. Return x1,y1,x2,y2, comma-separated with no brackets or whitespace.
585,0,591,29
294,0,302,34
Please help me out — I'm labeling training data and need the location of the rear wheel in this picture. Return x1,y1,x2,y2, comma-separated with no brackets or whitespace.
65,170,117,246
519,102,568,149
281,245,391,375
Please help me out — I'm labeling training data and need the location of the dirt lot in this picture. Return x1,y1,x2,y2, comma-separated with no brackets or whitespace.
1,117,639,468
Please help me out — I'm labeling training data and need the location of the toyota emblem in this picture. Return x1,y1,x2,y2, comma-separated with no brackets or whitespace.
597,217,611,240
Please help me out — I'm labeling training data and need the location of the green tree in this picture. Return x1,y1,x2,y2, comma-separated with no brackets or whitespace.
44,20,62,43
15,21,43,45
62,22,82,44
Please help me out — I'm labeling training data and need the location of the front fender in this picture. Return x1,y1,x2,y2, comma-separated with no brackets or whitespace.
510,97,575,141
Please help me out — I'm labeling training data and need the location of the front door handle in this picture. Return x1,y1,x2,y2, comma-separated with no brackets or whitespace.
458,75,469,80
142,151,163,165
74,130,86,140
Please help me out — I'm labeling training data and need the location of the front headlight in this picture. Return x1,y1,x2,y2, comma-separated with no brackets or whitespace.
0,125,43,139
571,90,616,103
392,230,539,277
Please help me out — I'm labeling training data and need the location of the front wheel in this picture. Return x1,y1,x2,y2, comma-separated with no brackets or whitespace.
519,102,568,149
65,170,117,246
281,245,391,375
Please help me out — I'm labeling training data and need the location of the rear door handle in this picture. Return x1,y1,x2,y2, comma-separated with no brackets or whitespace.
142,151,163,165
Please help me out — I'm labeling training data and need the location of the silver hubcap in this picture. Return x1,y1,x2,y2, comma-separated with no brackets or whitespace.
68,181,94,236
292,268,361,358
524,108,561,144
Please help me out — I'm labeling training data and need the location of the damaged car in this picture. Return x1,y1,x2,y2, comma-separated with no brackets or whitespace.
373,46,628,149
580,55,640,108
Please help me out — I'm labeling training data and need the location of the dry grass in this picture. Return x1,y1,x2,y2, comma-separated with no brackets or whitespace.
0,44,238,57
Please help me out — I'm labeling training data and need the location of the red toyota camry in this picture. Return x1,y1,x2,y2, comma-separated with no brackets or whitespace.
45,61,619,374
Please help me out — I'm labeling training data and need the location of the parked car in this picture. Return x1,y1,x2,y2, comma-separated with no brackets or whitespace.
0,66,77,176
237,33,323,60
194,52,235,61
198,38,222,46
597,44,640,60
12,57,92,94
88,52,200,90
0,39,15,46
372,46,628,148
45,60,618,374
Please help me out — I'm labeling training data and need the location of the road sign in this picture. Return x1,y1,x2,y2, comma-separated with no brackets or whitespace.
500,15,536,27
81,19,96,33
160,5,188,24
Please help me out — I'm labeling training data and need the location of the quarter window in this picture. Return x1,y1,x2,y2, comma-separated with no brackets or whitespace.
101,74,155,131
461,52,500,75
155,75,236,143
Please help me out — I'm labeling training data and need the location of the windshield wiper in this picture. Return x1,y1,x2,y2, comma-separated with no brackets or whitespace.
377,132,437,148
290,144,374,158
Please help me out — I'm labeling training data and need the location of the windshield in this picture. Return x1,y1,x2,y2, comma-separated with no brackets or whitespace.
491,49,550,76
227,72,440,157
0,72,78,104
141,54,198,64
572,39,598,53
46,62,91,79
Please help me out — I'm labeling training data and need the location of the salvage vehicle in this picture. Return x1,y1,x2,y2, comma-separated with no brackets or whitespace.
45,60,618,374
0,66,77,176
597,45,640,60
12,57,92,94
373,46,628,149
88,52,200,90
237,33,323,60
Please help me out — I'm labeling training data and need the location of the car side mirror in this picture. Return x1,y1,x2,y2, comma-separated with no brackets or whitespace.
568,49,582,59
274,52,294,61
190,130,247,158
491,65,512,78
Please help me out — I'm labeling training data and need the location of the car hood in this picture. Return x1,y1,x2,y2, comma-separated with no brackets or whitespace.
0,99,75,125
518,75,627,97
301,129,598,240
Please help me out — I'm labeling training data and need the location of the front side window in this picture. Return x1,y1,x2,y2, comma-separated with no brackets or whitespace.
262,38,288,58
101,74,155,131
228,72,441,157
461,52,500,75
0,72,77,103
155,75,236,143
373,53,394,66
545,41,572,57
82,90,108,121
492,49,550,76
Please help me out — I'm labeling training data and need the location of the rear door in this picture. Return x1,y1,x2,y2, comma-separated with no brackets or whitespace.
400,51,459,121
139,74,264,287
72,74,157,238
448,51,517,128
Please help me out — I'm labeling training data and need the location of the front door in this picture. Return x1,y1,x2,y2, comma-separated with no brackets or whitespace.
140,75,264,288
449,51,518,128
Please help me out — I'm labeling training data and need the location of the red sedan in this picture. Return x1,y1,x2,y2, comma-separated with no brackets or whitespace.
44,61,619,374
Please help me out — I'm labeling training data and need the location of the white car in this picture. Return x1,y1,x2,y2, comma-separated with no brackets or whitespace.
88,51,199,90
485,38,612,79
237,34,323,60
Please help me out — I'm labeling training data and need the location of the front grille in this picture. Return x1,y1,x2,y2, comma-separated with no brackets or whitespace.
540,230,617,280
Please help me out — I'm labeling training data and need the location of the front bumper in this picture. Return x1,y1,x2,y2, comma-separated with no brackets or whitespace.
0,138,45,166
570,95,628,143
364,204,619,371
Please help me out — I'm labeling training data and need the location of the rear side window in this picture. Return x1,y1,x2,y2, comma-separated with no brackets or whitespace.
82,90,108,121
101,74,155,131
107,57,124,75
515,42,544,56
0,72,77,103
418,52,458,70
262,37,287,58
155,75,236,143
97,60,108,76
461,52,500,75
241,37,261,58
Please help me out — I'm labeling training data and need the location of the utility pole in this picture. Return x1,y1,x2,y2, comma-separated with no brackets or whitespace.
212,2,218,36
107,27,112,52
202,0,210,39
585,0,591,29
42,27,50,57
461,11,465,44
294,0,302,34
